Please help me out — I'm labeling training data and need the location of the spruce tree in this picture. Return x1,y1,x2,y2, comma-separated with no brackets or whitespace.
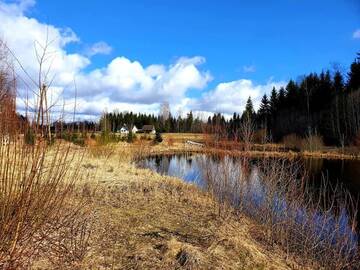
242,96,255,120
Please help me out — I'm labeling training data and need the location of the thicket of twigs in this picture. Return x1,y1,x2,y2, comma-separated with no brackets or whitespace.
0,39,92,269
199,153,359,269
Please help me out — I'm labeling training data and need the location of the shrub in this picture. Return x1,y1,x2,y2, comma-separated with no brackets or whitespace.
154,131,163,143
301,133,324,152
282,133,302,151
127,131,135,143
253,129,268,144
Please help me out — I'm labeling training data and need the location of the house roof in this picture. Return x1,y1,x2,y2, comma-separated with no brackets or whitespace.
142,125,155,131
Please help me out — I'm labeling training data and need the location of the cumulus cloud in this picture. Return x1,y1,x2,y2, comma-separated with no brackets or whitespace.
353,29,360,39
0,0,35,16
0,0,212,117
73,55,211,106
192,79,286,116
0,0,88,90
1,0,283,120
86,41,112,56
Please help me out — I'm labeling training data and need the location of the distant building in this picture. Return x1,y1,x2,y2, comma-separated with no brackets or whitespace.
132,126,139,133
141,125,156,134
119,126,129,134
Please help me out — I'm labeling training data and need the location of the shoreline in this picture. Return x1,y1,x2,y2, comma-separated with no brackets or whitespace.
145,143,360,161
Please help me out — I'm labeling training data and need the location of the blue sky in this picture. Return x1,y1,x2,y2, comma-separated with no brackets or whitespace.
0,0,359,118
32,0,360,83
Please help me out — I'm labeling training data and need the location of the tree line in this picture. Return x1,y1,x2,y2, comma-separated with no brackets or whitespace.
100,110,204,133
209,53,360,146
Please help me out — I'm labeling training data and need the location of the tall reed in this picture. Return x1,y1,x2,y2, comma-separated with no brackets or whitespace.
199,155,359,269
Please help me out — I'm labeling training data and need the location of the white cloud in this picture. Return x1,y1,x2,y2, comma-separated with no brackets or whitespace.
353,29,360,39
0,0,35,16
243,65,256,73
192,79,286,115
0,0,212,118
86,41,112,56
1,0,284,120
73,56,211,105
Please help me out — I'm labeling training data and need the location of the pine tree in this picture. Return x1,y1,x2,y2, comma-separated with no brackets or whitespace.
242,96,255,120
347,53,360,92
258,94,270,128
269,87,278,115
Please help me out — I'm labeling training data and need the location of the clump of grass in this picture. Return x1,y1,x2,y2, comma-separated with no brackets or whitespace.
282,133,302,151
300,133,324,152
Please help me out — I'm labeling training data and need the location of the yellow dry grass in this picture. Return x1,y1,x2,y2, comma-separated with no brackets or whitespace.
31,139,320,269
37,142,308,270
157,133,360,160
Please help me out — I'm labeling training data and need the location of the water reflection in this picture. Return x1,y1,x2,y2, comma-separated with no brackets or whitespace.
138,153,360,262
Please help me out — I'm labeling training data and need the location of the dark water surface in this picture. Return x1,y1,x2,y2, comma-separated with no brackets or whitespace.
138,153,360,198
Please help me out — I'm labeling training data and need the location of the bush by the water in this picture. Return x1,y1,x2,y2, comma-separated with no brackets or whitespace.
300,133,324,152
283,133,302,151
154,131,163,143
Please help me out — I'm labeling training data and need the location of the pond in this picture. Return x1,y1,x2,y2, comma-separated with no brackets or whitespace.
138,153,360,198
138,153,360,258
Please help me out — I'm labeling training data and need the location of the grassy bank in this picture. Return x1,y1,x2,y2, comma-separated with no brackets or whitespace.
155,133,360,160
32,142,304,269
28,135,359,269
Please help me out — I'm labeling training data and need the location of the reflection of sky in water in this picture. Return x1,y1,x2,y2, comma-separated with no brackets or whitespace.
138,154,359,254
139,154,204,187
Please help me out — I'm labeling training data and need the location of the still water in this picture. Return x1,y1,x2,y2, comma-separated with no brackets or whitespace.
138,154,360,252
138,153,360,198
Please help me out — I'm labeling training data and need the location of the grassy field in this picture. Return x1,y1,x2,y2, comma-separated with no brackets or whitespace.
31,142,305,269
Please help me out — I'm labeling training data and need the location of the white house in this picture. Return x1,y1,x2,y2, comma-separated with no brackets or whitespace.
132,126,139,133
120,127,129,134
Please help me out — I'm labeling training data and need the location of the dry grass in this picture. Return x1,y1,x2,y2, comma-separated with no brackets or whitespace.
12,133,357,269
151,133,360,160
39,143,302,270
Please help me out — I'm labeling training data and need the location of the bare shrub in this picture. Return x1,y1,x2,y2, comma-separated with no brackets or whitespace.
282,133,302,151
0,38,91,268
239,115,255,151
253,128,268,144
300,132,324,152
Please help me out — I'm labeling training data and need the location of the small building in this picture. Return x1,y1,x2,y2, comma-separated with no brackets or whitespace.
119,126,129,134
142,125,156,134
132,126,139,133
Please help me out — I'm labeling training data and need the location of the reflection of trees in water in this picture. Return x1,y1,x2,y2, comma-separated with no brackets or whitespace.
305,158,324,176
